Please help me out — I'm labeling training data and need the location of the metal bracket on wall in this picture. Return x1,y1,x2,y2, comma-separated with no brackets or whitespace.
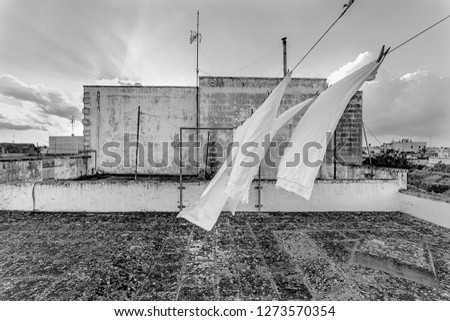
254,184,263,210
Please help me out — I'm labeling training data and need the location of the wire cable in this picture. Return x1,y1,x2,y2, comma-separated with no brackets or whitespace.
287,44,325,77
389,15,450,54
226,45,281,76
199,47,217,76
363,121,382,146
291,1,355,72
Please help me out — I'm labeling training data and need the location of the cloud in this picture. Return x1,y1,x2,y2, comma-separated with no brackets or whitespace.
0,74,81,120
327,51,375,85
0,113,45,131
326,52,450,146
364,68,450,140
0,121,40,131
95,78,143,86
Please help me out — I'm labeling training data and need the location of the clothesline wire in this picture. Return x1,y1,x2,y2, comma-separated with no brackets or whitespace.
167,46,196,80
199,47,217,76
362,121,382,146
286,44,325,78
199,68,214,76
291,1,355,73
226,45,281,77
388,15,450,54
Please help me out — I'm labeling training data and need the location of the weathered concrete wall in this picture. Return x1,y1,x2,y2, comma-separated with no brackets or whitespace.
82,86,197,175
54,157,90,180
0,155,92,183
327,92,363,165
319,164,407,187
400,192,450,229
0,159,41,183
0,182,34,210
0,179,400,213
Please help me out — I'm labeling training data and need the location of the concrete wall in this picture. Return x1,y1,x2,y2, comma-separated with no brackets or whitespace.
319,164,407,189
0,155,92,183
400,192,450,229
0,159,41,183
48,136,84,154
429,158,450,166
82,86,197,175
0,179,400,213
83,79,364,177
199,77,363,178
330,92,363,165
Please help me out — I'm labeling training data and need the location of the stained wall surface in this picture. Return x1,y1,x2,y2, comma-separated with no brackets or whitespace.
82,86,197,175
83,78,363,176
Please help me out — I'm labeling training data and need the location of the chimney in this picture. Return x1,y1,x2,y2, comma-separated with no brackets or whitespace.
282,37,287,76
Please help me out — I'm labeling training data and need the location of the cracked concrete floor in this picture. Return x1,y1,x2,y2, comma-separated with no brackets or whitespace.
1,211,450,301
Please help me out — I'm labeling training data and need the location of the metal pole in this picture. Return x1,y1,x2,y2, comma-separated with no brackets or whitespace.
135,106,140,180
362,122,374,177
196,10,200,176
179,128,183,210
257,167,261,213
96,91,100,172
196,10,199,89
205,131,210,179
282,37,287,76
333,130,337,179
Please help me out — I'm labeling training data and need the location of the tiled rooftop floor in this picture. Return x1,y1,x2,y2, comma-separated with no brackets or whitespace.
1,211,450,301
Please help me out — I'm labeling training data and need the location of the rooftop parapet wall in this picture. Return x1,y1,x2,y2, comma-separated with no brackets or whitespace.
0,179,401,213
0,154,93,183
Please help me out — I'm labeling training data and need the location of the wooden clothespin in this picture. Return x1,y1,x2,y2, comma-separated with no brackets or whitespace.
343,0,355,9
376,45,391,63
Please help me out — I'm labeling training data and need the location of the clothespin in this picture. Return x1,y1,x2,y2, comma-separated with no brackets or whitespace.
343,0,355,9
376,45,391,63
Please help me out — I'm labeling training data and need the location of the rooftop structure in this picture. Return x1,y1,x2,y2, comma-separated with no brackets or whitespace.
0,143,38,158
48,136,84,155
82,78,363,177
382,138,427,154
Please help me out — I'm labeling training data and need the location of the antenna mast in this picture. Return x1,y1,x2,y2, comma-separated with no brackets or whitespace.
196,10,199,87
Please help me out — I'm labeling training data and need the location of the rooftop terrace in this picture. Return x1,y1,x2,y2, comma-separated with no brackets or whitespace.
1,211,449,300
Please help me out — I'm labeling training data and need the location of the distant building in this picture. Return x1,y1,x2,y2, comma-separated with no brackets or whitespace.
48,136,84,155
428,147,450,166
382,138,427,153
0,143,38,158
362,144,382,158
428,147,450,159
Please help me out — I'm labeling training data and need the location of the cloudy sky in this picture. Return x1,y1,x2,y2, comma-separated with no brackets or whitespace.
0,0,449,147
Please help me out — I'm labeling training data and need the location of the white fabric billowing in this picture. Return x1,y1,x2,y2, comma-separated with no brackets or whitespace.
225,72,292,204
227,96,317,214
177,96,315,230
276,60,382,200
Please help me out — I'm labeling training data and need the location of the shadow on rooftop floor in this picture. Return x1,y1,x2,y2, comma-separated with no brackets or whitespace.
1,211,450,300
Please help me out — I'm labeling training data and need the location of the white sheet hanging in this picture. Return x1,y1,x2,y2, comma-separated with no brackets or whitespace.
276,60,382,200
225,73,292,204
227,95,317,214
177,95,316,231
